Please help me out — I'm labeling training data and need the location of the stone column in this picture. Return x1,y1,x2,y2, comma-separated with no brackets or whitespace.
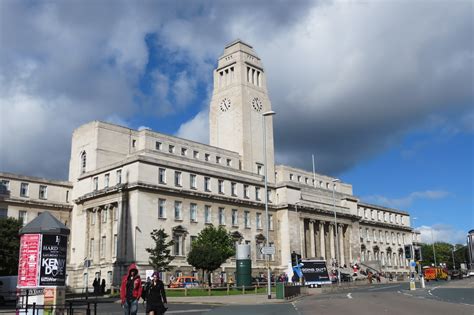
309,220,316,258
299,217,305,257
338,224,345,266
319,222,326,260
348,225,353,263
329,224,335,260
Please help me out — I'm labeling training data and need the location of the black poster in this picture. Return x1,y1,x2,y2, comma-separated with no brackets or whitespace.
39,235,68,286
300,260,331,283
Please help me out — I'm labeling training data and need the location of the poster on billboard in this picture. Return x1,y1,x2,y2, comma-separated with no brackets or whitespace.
18,234,41,287
39,235,68,286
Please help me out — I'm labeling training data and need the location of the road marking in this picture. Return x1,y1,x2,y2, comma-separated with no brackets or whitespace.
368,285,398,291
428,290,433,296
347,293,353,299
397,291,401,294
167,310,212,314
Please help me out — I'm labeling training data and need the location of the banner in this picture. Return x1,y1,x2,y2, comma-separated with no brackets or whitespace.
39,235,68,286
18,234,41,287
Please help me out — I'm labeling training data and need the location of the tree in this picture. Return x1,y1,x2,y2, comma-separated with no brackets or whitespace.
146,229,175,272
0,217,23,276
420,242,468,269
187,225,235,287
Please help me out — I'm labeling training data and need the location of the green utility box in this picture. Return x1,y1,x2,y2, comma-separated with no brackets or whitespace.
276,282,285,299
236,244,252,287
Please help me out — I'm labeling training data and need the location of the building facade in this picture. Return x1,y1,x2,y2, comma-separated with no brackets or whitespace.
63,40,417,290
0,172,72,226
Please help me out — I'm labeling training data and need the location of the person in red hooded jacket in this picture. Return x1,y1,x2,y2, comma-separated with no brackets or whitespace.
120,263,143,315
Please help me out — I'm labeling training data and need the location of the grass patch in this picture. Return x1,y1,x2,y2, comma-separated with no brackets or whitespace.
165,286,276,297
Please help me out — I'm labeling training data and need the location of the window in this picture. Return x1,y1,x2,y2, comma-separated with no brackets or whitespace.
269,214,274,230
116,170,122,184
379,230,383,242
385,231,389,243
257,242,264,260
297,175,301,182
100,236,106,258
39,185,47,200
169,145,175,154
181,148,187,156
305,178,309,184
174,201,182,220
218,179,224,194
244,211,250,228
66,190,69,202
289,174,294,180
373,229,377,241
226,159,232,167
204,205,211,224
391,232,395,244
155,141,162,150
113,234,118,257
104,173,110,188
93,177,98,191
257,164,263,175
0,208,7,218
366,228,370,241
218,208,225,225
204,177,211,192
255,187,261,201
173,235,181,256
190,174,197,189
91,212,96,225
174,171,182,187
20,183,29,197
132,139,136,148
215,156,221,164
1,180,10,191
232,209,238,226
193,151,199,159
18,210,27,225
159,168,166,184
205,153,210,161
244,185,249,199
80,151,87,174
102,210,107,223
256,213,262,229
190,203,197,222
114,207,118,221
89,238,94,258
231,182,237,196
158,199,166,218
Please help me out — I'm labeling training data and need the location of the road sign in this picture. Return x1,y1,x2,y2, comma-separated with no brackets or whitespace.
410,261,417,267
260,246,275,255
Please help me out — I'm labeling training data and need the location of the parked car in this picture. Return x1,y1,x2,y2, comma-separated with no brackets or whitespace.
169,276,200,288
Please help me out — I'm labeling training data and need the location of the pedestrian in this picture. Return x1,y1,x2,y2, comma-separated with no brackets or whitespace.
101,279,106,295
368,271,373,284
144,271,168,315
93,277,100,295
120,263,143,315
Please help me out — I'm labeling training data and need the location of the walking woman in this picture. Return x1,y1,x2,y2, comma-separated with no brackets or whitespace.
145,272,168,315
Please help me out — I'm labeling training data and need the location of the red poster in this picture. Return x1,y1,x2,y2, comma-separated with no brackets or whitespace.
18,234,41,287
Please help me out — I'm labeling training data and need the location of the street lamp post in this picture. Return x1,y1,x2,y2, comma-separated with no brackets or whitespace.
262,110,275,299
332,178,341,285
430,229,437,266
452,245,457,270
135,226,142,262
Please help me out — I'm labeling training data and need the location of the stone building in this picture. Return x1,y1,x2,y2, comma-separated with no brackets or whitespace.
0,172,72,226
62,40,417,290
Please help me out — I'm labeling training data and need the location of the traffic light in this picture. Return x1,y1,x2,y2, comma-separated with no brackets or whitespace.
414,247,422,261
291,251,298,266
404,245,412,259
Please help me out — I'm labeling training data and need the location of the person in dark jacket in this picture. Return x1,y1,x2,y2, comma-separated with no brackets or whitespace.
120,263,143,315
100,279,106,295
144,271,167,315
93,277,100,295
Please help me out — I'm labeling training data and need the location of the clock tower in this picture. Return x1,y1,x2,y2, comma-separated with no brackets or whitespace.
209,40,275,182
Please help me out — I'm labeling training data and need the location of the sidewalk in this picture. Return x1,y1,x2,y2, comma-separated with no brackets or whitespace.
167,293,291,305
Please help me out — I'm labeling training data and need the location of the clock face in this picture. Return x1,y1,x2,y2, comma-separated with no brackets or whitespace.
220,98,231,112
251,97,263,112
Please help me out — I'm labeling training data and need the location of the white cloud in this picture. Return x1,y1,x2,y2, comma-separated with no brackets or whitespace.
417,224,467,245
175,110,209,144
362,190,450,209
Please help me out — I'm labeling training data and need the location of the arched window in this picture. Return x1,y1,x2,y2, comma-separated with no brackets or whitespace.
80,151,87,174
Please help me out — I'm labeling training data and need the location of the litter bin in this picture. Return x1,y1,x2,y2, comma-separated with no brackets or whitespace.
276,282,285,299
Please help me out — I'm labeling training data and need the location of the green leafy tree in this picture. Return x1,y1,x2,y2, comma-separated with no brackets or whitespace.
186,225,235,286
0,217,23,276
420,242,468,269
146,229,175,272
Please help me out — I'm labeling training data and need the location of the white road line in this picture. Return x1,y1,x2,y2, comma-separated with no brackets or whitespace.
347,293,353,299
428,290,433,296
167,310,212,314
397,291,402,294
368,285,398,291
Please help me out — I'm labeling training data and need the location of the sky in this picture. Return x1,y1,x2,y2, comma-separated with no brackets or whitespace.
0,0,472,245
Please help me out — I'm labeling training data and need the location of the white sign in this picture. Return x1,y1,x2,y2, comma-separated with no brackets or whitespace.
260,246,275,255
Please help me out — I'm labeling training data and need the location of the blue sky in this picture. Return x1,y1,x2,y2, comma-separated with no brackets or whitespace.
0,1,472,244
